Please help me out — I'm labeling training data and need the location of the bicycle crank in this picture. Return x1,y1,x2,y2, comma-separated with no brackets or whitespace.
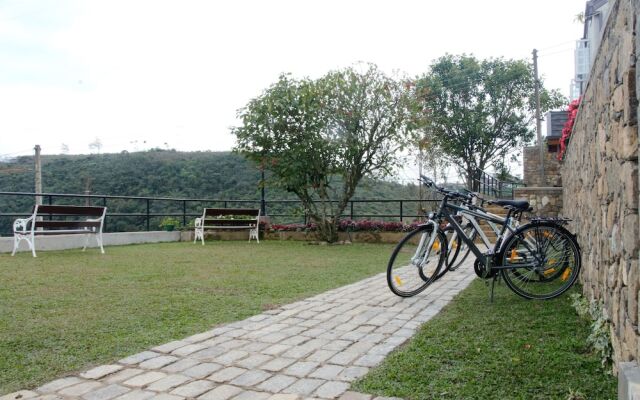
474,258,497,279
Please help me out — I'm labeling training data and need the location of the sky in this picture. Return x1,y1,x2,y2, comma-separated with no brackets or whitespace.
1,0,587,166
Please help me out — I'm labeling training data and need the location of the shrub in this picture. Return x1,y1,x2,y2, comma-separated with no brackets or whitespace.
269,219,422,233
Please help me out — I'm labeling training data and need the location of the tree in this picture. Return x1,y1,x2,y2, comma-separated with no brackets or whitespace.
233,65,412,242
414,54,565,190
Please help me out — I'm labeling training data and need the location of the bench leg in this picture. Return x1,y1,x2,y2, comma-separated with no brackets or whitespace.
11,235,20,256
97,232,105,254
27,233,36,257
194,228,205,245
12,234,37,257
82,234,90,251
249,228,259,243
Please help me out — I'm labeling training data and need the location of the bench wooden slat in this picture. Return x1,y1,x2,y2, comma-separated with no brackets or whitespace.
34,221,102,229
33,230,98,235
202,219,256,226
36,205,106,217
203,208,260,217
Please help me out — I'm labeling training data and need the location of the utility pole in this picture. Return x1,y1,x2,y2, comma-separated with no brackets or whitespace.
532,49,547,186
34,144,42,205
418,150,424,216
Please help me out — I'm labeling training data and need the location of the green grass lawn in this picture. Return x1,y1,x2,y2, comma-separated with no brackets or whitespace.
0,241,392,395
352,279,617,400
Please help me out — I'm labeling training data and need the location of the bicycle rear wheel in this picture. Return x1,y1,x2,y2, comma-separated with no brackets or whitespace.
387,225,447,297
500,222,581,300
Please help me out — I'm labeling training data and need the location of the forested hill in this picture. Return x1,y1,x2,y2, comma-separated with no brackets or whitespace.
0,150,418,201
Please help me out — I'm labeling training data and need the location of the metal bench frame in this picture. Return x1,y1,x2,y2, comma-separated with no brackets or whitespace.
194,208,260,245
12,204,107,257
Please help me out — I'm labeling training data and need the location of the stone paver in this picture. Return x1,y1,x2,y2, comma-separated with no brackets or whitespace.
5,260,475,400
169,380,214,397
58,382,103,397
82,384,129,400
0,391,38,400
198,384,243,400
80,365,123,380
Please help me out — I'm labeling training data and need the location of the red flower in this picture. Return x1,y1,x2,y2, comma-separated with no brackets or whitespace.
557,97,581,160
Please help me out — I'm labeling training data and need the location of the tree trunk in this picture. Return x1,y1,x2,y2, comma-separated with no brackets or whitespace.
465,167,478,191
315,217,339,243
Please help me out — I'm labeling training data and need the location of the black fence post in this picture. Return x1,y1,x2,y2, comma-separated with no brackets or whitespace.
350,201,354,220
146,199,150,231
399,200,403,222
183,200,187,227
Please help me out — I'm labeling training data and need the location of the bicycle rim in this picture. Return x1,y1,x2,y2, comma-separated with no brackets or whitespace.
500,223,581,300
387,226,446,297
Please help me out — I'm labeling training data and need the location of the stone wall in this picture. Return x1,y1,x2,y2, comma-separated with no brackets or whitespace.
513,187,563,217
523,145,562,187
561,0,639,369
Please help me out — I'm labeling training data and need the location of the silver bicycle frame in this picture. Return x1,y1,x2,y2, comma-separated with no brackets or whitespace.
411,219,439,267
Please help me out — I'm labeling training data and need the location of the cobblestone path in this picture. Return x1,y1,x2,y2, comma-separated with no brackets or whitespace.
2,259,475,400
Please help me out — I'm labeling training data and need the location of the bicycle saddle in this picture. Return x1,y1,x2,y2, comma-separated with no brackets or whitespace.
488,199,530,211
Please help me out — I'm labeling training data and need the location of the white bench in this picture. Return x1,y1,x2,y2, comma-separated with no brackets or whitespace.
12,204,107,257
194,208,260,245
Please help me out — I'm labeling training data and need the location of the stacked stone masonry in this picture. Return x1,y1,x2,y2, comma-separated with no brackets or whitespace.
561,0,639,369
523,145,563,187
513,187,563,217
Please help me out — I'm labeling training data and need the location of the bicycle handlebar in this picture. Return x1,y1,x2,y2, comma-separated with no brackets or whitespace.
419,175,473,203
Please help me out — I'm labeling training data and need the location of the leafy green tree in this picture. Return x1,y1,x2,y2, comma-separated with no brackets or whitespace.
233,65,412,242
414,54,565,189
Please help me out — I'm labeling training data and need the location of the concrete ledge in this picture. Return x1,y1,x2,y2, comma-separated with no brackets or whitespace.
0,231,181,254
514,187,563,192
619,362,640,400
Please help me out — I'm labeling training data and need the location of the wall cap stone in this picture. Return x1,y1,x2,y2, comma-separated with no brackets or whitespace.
514,187,563,191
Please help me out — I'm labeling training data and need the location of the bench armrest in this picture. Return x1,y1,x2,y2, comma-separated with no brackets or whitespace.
194,217,203,228
13,216,34,233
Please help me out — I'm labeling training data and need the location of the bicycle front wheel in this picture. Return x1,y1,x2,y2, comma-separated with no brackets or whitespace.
387,226,447,297
500,222,581,300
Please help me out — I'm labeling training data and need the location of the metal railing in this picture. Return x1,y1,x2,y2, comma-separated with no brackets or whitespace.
0,191,440,236
473,169,525,199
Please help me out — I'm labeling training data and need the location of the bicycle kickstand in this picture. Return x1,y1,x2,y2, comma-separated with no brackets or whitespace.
489,275,498,303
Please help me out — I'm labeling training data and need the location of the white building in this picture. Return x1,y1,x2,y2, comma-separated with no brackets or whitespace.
571,0,611,99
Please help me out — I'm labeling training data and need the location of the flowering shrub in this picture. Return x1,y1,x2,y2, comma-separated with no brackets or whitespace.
558,97,581,160
269,219,422,233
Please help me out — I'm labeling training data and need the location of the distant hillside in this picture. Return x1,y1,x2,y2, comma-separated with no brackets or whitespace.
0,150,423,232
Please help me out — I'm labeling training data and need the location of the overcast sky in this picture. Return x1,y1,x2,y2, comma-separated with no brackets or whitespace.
1,0,586,161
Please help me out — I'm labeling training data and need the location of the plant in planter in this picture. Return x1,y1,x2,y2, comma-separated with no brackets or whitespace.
159,217,181,231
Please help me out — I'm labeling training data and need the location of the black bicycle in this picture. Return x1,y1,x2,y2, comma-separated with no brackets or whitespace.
387,177,581,300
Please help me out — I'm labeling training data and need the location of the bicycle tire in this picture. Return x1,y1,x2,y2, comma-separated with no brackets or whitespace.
500,221,581,300
387,225,447,297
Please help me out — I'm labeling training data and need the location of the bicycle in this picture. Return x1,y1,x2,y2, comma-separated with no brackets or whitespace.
443,190,524,273
387,177,581,300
